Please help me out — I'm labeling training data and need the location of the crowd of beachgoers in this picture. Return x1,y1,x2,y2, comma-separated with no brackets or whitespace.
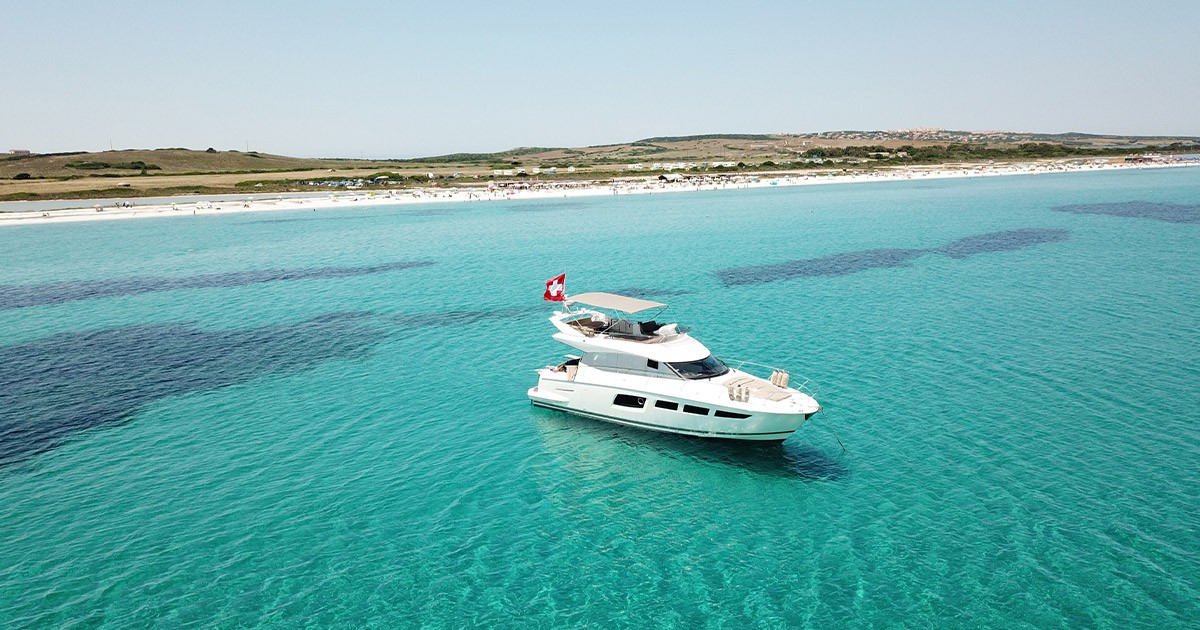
1,157,1195,227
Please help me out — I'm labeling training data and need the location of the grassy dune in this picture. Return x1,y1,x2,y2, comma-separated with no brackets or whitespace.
0,149,380,179
4,131,1197,201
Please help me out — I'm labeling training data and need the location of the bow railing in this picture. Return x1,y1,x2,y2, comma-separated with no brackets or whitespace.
723,359,820,398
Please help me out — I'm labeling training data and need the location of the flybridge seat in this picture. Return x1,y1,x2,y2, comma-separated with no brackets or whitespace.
558,293,679,341
640,321,664,335
604,318,663,337
567,316,667,340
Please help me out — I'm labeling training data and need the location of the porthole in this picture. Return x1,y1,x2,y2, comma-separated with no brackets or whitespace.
613,394,646,408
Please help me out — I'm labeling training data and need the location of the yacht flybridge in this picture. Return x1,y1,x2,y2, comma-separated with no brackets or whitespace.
528,287,821,441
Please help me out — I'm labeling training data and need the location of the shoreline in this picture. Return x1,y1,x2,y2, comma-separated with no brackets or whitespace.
1,160,1195,227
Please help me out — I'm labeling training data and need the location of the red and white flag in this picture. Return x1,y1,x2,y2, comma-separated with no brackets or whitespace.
544,273,566,302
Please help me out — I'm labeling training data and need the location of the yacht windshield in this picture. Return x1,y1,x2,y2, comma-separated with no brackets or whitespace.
668,355,729,380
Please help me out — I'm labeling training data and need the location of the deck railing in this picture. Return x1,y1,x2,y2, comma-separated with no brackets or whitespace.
724,359,820,398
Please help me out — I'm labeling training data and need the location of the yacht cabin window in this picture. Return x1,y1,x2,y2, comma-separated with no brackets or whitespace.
613,394,647,408
667,355,730,380
583,352,677,377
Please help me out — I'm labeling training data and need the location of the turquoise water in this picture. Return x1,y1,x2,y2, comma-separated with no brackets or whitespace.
1,169,1198,628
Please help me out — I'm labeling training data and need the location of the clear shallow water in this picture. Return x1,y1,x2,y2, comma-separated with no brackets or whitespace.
1,169,1198,627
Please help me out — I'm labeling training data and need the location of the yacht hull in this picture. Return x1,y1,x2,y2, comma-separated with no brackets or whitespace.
527,378,811,441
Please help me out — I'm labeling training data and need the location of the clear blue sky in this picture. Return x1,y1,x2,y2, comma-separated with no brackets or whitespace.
4,0,1198,158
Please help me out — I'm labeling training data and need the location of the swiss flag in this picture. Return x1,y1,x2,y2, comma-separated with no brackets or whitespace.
544,273,566,302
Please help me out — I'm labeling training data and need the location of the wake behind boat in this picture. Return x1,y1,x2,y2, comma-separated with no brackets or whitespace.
528,275,821,441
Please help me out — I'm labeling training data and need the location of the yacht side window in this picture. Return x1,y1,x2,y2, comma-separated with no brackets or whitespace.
613,394,646,408
586,352,679,377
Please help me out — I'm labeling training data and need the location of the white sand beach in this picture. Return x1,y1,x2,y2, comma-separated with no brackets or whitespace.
1,159,1195,227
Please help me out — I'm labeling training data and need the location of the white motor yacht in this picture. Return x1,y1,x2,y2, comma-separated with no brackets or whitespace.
528,291,821,441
